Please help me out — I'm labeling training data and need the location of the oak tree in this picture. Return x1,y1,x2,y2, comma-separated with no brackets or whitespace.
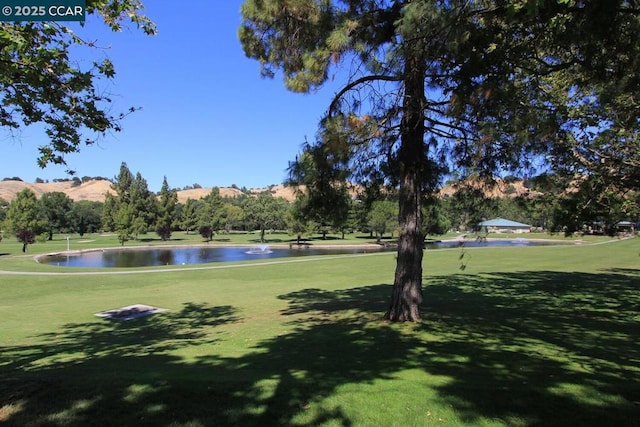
71,200,103,236
197,187,226,240
39,191,74,240
243,193,289,242
367,200,398,243
4,188,46,251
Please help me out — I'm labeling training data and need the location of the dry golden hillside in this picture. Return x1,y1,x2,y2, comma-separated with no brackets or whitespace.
0,178,536,204
251,185,298,200
438,178,537,198
0,180,116,202
174,185,299,203
176,187,246,204
63,180,116,201
0,180,299,203
0,179,117,202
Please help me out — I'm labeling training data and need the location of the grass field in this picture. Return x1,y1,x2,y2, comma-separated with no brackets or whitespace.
0,233,638,426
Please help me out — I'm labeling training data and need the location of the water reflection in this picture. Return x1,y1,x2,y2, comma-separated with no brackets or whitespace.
42,246,385,268
424,238,544,249
41,239,567,268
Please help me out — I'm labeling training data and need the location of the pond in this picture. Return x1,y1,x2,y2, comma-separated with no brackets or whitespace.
39,239,568,268
40,245,389,268
425,238,566,249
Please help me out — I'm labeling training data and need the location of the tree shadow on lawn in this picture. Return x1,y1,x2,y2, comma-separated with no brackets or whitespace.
0,285,418,426
1,290,406,426
0,302,243,425
417,268,640,426
276,270,640,425
1,269,638,426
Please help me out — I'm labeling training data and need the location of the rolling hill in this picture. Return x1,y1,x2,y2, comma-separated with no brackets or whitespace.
0,179,299,204
0,177,533,205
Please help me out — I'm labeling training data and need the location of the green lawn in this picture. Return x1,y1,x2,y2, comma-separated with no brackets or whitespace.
0,235,638,426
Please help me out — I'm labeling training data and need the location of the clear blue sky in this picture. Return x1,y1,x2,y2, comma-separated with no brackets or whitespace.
2,1,341,191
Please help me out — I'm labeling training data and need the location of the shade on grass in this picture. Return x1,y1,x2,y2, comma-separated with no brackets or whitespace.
0,237,638,426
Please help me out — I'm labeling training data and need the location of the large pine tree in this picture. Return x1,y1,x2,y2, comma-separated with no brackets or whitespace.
156,176,178,241
240,0,640,321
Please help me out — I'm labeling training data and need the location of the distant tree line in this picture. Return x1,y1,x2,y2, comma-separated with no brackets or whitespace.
4,176,112,183
0,162,637,251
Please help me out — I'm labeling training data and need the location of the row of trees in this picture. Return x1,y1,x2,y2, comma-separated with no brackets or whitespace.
0,190,103,251
3,176,111,185
0,166,400,249
4,161,633,252
0,163,289,249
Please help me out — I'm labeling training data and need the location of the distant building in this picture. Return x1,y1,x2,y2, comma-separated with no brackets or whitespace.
616,221,636,235
478,217,532,233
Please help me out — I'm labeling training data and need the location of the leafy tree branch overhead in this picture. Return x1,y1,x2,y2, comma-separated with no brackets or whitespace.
0,0,155,172
240,0,640,321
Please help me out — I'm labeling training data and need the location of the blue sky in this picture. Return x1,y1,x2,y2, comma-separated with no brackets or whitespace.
2,1,341,191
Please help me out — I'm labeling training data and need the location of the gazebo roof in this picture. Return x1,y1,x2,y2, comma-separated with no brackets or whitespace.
478,217,531,228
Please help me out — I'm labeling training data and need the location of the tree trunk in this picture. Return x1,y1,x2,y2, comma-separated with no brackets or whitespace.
384,171,424,321
385,53,425,322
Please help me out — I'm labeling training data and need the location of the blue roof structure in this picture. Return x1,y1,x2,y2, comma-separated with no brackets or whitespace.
478,217,531,228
